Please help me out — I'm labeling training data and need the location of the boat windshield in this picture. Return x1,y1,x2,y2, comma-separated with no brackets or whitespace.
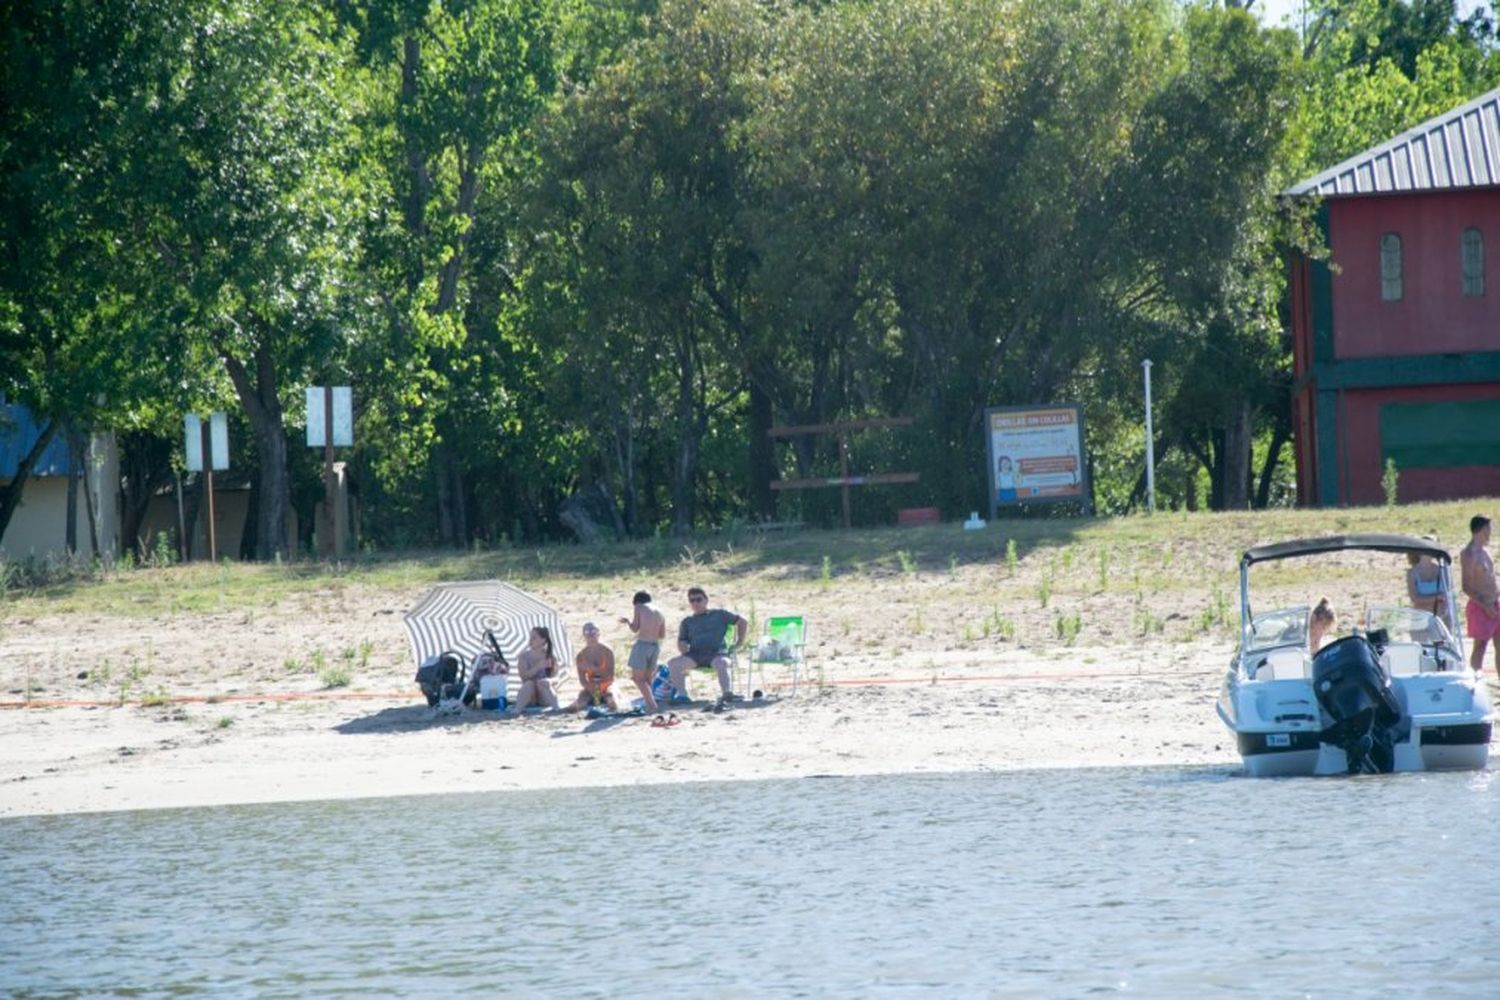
1365,606,1455,647
1245,607,1309,652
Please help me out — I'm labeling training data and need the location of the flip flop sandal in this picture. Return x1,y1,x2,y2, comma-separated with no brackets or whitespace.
665,713,681,727
651,714,670,728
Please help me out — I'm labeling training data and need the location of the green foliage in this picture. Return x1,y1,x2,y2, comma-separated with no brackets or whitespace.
6,0,1494,554
319,664,352,688
1198,585,1233,633
1055,611,1082,645
1382,458,1400,507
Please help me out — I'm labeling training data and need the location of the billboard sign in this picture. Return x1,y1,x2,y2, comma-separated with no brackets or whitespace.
184,412,229,472
984,404,1088,515
306,386,353,448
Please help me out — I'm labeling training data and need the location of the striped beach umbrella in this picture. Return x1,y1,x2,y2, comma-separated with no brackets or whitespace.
403,581,572,670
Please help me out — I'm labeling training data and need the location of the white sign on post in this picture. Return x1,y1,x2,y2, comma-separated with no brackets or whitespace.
184,412,230,471
306,386,353,447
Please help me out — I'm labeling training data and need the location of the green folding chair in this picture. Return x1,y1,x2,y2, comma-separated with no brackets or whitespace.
750,615,807,696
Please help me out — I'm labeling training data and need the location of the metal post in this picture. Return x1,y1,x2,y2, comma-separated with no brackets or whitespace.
1142,359,1155,515
322,385,336,558
200,419,218,562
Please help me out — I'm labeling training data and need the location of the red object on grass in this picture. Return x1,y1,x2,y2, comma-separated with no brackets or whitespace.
897,507,941,526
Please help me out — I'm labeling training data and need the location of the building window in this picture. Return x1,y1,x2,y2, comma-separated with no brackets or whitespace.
1380,233,1403,301
1462,227,1485,297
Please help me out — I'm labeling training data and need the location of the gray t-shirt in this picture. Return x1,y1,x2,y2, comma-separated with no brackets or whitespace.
679,608,737,663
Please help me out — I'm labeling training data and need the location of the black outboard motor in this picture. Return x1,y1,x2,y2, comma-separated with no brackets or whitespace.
1313,634,1407,774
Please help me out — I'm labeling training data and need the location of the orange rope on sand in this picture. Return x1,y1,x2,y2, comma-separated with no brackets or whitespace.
0,669,1187,710
0,690,424,710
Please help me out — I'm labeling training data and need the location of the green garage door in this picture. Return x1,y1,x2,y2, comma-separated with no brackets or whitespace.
1380,399,1500,468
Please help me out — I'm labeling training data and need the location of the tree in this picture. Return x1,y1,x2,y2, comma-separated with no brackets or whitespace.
0,0,190,548
341,0,556,547
108,1,358,561
533,0,770,534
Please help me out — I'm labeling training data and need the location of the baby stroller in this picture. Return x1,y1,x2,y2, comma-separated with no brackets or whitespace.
415,651,468,710
414,630,511,711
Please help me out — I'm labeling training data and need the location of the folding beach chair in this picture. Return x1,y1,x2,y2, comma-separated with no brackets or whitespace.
749,615,807,696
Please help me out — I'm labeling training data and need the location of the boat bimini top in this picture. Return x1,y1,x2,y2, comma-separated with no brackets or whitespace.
1241,533,1450,568
1239,533,1459,645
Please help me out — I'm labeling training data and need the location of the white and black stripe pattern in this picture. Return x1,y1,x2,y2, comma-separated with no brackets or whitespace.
403,581,572,670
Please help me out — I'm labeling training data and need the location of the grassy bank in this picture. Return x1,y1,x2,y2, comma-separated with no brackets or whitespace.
2,497,1491,711
1,498,1481,622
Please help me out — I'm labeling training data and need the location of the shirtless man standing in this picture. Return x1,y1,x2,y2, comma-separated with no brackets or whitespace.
619,590,667,714
1461,515,1499,677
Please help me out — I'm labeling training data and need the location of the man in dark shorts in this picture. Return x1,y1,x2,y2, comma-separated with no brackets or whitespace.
666,586,747,703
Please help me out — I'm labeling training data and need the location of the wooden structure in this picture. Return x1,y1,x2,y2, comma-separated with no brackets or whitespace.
768,417,918,528
1286,86,1500,506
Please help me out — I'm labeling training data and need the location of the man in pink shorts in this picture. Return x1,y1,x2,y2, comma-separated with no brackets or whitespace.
1461,514,1500,677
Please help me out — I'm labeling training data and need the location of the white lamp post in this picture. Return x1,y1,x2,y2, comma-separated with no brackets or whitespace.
1142,359,1155,515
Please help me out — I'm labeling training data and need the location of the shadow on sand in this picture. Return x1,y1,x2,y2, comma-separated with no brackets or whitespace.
334,695,784,736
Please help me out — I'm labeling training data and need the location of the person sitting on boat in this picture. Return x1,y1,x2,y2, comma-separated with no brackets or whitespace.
566,622,619,714
1406,551,1447,618
1309,598,1336,653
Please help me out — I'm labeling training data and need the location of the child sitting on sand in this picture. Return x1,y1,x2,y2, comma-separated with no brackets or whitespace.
566,622,619,713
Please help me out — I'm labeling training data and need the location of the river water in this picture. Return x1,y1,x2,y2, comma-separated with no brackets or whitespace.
4,766,1499,997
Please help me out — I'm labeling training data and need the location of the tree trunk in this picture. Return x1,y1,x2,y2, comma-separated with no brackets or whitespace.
224,343,291,561
181,474,202,561
612,411,639,536
671,408,700,536
1221,399,1254,510
669,321,707,536
747,370,775,521
82,437,99,557
65,426,82,555
119,432,172,559
0,416,58,549
433,442,469,548
240,478,261,560
1254,415,1292,510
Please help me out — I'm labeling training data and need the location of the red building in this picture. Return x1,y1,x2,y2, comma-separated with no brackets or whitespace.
1288,85,1500,506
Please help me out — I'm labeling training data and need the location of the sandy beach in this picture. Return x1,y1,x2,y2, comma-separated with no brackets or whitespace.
2,511,1484,818
0,641,1231,818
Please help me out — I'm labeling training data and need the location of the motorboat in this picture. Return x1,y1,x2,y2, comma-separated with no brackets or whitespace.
1217,534,1493,776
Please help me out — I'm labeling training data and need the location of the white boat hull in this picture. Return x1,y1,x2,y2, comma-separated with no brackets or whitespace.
1235,729,1491,777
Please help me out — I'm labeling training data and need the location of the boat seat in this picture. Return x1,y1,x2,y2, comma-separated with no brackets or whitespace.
1384,645,1423,677
1254,648,1309,680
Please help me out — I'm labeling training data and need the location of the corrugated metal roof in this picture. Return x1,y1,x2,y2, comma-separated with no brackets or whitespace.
1287,84,1500,197
0,405,72,479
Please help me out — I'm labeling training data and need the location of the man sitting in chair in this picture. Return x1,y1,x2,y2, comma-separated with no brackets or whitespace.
666,586,747,703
